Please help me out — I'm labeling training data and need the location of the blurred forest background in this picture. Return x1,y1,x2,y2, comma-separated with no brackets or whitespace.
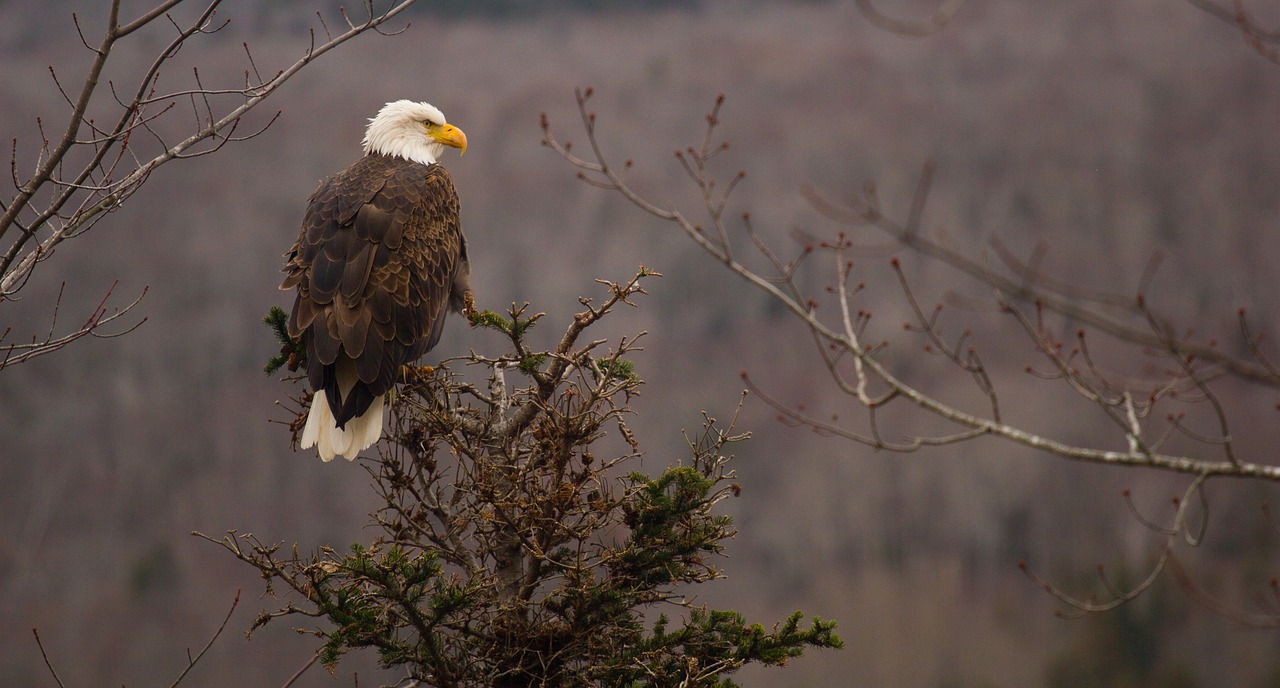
3,0,1280,686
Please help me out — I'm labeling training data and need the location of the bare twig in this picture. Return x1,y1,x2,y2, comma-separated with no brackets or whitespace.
281,652,321,688
167,591,240,688
1183,0,1280,47
804,175,1280,389
32,629,67,688
1019,477,1209,618
1,0,424,371
545,91,1280,483
0,283,147,371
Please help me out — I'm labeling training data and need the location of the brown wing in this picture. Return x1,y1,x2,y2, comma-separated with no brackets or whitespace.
281,153,467,427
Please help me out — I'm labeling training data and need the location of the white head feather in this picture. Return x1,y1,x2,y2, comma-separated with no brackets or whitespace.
362,100,452,166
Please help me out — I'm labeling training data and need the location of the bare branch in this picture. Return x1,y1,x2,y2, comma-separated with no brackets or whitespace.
166,591,240,688
545,90,1280,483
1232,1,1280,66
0,283,147,371
280,653,320,688
1019,476,1209,618
32,629,67,688
804,174,1280,389
2,0,424,301
1183,0,1280,45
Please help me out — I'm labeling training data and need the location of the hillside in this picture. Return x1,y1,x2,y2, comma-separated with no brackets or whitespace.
2,1,1279,685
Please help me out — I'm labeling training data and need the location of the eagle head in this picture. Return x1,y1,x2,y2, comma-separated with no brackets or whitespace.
362,100,468,165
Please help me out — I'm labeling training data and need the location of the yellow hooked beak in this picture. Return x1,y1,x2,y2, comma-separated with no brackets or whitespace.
427,122,467,156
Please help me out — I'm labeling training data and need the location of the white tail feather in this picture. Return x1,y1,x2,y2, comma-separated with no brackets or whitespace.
299,361,385,461
347,394,384,454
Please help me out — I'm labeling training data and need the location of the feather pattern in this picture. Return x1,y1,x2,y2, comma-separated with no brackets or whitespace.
281,150,471,461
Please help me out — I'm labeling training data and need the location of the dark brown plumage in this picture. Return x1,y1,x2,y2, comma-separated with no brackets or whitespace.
281,152,471,452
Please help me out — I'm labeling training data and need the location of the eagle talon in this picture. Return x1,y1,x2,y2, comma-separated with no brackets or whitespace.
400,364,436,385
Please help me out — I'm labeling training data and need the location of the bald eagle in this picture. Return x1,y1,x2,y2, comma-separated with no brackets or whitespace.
280,100,472,461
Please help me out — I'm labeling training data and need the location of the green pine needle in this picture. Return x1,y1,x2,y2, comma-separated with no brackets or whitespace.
263,306,304,375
